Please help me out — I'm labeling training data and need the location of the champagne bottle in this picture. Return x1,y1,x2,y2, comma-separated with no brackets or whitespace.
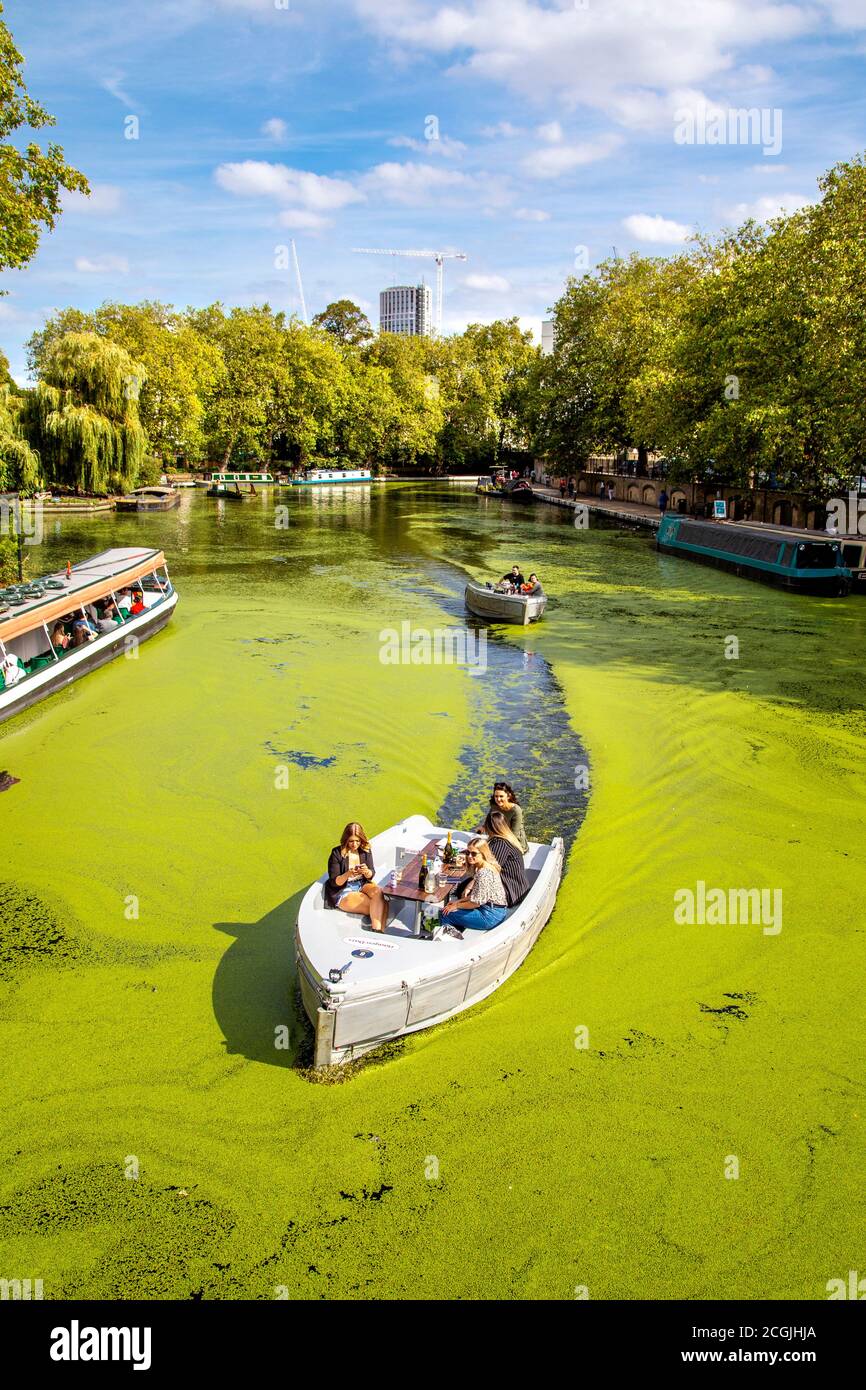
418,853,428,891
443,831,455,866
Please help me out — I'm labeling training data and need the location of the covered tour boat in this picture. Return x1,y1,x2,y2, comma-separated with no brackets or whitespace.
464,579,547,625
0,548,177,724
656,514,851,595
296,815,564,1068
116,486,180,513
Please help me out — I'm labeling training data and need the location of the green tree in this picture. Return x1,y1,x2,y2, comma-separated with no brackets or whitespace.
25,332,146,494
312,299,373,346
0,2,89,275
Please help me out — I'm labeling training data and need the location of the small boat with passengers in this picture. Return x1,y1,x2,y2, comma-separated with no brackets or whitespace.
116,485,180,513
289,467,372,486
464,579,547,625
656,514,851,595
0,547,177,724
296,814,564,1067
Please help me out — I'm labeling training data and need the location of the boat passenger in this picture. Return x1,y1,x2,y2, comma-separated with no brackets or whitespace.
496,565,525,593
51,621,71,654
0,649,25,688
72,613,98,646
483,811,530,907
489,781,528,852
442,838,508,932
520,573,543,596
325,822,388,933
129,590,146,615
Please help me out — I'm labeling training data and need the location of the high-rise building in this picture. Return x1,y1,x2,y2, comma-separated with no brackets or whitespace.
541,320,556,356
380,283,433,337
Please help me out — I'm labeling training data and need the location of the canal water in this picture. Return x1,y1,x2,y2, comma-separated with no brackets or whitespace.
0,482,864,1299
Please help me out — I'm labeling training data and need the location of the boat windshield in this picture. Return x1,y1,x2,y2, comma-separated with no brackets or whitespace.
795,542,842,570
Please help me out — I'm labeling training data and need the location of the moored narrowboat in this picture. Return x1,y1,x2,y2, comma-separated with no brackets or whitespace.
290,468,372,486
0,548,177,724
197,470,275,488
656,515,851,595
839,536,866,593
116,486,180,513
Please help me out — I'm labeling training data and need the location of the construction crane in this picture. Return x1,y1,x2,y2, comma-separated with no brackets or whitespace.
352,247,468,336
290,239,309,326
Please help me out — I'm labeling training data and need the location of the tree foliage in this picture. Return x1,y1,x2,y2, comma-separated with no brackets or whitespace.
24,333,146,494
0,1,89,275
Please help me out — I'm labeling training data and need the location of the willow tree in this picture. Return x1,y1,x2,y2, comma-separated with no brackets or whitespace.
0,348,40,492
26,333,146,494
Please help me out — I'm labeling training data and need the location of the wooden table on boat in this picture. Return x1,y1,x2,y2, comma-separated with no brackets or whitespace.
383,837,466,935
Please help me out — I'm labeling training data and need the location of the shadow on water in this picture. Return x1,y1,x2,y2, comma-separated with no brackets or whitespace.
211,891,304,1070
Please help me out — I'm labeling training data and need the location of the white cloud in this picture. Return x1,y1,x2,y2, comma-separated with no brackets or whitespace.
262,117,288,141
523,133,623,178
623,213,691,243
102,74,136,107
537,120,563,144
481,121,523,137
464,273,510,291
361,160,497,206
277,209,330,230
352,0,815,127
74,255,130,274
728,192,813,221
215,162,364,225
515,207,550,221
388,134,467,157
64,184,124,216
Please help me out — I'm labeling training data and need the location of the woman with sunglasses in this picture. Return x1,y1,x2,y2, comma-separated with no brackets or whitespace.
325,822,388,933
488,782,528,853
441,838,508,932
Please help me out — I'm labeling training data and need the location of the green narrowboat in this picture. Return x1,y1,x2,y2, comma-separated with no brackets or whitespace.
656,515,851,595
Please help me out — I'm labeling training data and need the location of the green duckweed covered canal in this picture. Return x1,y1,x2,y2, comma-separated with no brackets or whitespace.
1,481,864,1299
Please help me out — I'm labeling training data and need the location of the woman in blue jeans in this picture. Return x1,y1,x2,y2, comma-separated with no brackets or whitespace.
442,839,509,931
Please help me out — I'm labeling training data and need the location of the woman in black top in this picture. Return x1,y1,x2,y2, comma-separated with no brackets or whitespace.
325,822,388,933
483,811,529,907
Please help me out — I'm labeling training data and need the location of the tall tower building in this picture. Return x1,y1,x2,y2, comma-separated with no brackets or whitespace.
380,283,433,337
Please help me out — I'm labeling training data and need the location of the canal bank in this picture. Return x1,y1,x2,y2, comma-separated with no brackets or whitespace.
0,483,863,1299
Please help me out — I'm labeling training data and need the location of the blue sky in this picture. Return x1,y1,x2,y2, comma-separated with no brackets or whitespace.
1,0,865,381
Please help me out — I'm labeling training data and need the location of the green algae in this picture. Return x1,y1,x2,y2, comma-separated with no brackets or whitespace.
0,486,864,1300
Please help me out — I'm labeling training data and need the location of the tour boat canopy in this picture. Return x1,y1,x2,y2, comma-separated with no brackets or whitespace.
0,547,167,643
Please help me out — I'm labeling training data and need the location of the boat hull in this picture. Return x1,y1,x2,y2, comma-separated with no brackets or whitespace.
656,539,850,594
0,592,178,725
295,816,564,1067
464,581,547,624
116,496,180,512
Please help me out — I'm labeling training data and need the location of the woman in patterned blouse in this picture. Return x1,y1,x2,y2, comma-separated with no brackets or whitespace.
442,838,508,932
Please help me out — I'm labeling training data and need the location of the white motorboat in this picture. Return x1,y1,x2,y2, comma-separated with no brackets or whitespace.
464,579,547,625
295,815,564,1067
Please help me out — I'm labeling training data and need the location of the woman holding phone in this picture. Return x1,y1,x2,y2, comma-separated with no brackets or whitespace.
325,822,388,933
